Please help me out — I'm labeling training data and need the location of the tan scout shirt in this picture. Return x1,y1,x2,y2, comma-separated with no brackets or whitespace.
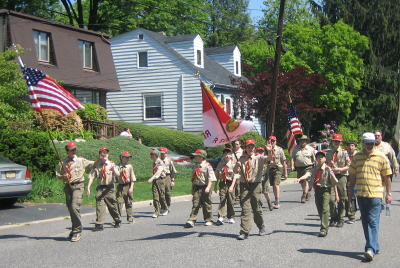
268,146,286,168
326,147,351,175
161,156,177,179
192,160,217,186
306,163,337,188
150,158,167,181
234,148,243,162
56,156,94,184
215,159,237,181
375,141,399,169
115,163,136,184
291,145,316,167
236,154,266,183
89,160,117,186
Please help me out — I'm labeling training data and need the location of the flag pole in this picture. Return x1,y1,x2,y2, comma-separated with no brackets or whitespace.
18,55,70,186
198,77,248,186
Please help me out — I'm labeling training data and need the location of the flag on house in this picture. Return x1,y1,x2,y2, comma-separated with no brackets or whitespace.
286,101,303,154
22,66,84,116
201,81,254,147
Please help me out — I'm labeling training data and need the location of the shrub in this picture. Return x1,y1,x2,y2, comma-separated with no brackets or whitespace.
76,103,108,122
33,109,84,135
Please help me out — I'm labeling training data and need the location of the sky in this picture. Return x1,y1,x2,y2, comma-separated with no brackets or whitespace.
248,0,265,22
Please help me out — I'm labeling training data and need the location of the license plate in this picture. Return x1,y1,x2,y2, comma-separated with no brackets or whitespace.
6,172,16,179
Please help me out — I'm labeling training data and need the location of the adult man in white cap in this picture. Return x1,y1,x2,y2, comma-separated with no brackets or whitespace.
349,132,392,262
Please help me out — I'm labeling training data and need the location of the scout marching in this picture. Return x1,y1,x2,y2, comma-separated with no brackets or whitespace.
56,133,395,262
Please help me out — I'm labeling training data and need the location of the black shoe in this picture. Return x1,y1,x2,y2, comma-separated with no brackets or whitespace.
93,224,104,231
347,218,355,224
318,231,327,237
336,221,344,228
114,222,121,228
329,220,336,227
67,232,73,240
237,233,249,240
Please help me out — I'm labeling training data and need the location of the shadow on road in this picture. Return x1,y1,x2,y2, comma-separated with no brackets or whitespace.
272,230,317,236
298,248,365,261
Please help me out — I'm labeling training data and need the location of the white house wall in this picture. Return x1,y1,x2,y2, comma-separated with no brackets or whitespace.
208,47,241,76
107,30,203,133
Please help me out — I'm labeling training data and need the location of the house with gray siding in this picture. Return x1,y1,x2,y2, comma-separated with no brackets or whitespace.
107,28,264,135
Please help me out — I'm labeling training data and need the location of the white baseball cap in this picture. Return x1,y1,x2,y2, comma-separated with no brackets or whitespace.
362,132,376,143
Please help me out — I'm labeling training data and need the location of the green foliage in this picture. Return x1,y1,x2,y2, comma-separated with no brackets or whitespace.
76,103,108,122
0,129,58,176
0,46,33,129
337,124,361,145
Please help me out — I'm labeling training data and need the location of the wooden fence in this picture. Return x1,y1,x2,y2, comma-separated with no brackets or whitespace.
82,120,122,139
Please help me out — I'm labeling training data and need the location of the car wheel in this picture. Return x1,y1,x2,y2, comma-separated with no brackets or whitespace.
0,198,18,207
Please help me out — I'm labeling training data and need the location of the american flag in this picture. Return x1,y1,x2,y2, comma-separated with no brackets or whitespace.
286,102,303,154
288,102,303,135
22,67,84,116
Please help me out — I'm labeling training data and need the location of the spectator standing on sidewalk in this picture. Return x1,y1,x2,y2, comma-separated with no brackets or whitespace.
349,132,392,262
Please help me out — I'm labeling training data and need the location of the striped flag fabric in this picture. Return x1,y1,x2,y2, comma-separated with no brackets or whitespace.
201,81,254,147
22,67,84,116
288,102,303,135
286,101,302,154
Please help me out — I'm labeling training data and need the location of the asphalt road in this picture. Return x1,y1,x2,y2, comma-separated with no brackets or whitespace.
1,178,400,267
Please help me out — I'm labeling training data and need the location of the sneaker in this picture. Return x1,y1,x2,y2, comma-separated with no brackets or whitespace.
185,220,194,228
204,221,213,226
114,222,121,228
301,195,306,203
318,231,327,237
237,233,248,240
128,218,135,224
93,224,104,232
152,214,158,218
216,217,224,225
70,233,81,242
329,220,336,227
305,192,311,201
259,226,267,236
161,210,168,216
347,218,355,224
273,202,280,209
336,221,344,228
267,200,274,211
67,232,73,240
364,250,374,262
228,218,235,224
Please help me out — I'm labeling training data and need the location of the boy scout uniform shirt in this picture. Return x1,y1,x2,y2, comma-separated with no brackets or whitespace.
56,156,94,184
192,160,217,186
291,145,316,167
307,163,337,188
326,148,351,175
268,146,286,168
89,160,116,186
375,141,399,169
150,158,167,180
237,154,265,183
215,159,237,181
115,163,137,184
161,156,177,178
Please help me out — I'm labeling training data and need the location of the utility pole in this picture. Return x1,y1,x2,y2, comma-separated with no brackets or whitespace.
268,0,286,136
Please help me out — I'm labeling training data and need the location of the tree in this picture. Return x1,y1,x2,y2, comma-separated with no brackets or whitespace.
0,0,60,18
240,20,369,122
0,46,33,129
206,0,254,47
311,0,400,141
231,62,328,137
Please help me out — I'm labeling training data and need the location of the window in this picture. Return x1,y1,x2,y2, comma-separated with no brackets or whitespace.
33,30,50,62
138,34,144,40
226,99,231,115
144,95,162,119
235,61,239,75
78,40,93,69
138,52,148,67
196,50,202,65
72,90,99,104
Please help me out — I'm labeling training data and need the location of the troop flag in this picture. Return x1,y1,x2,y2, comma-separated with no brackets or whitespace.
22,66,84,115
286,101,303,154
201,81,254,147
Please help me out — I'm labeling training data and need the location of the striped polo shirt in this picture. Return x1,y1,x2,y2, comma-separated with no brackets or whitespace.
349,150,392,198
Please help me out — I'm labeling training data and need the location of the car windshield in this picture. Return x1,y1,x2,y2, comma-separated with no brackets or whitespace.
0,155,15,164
